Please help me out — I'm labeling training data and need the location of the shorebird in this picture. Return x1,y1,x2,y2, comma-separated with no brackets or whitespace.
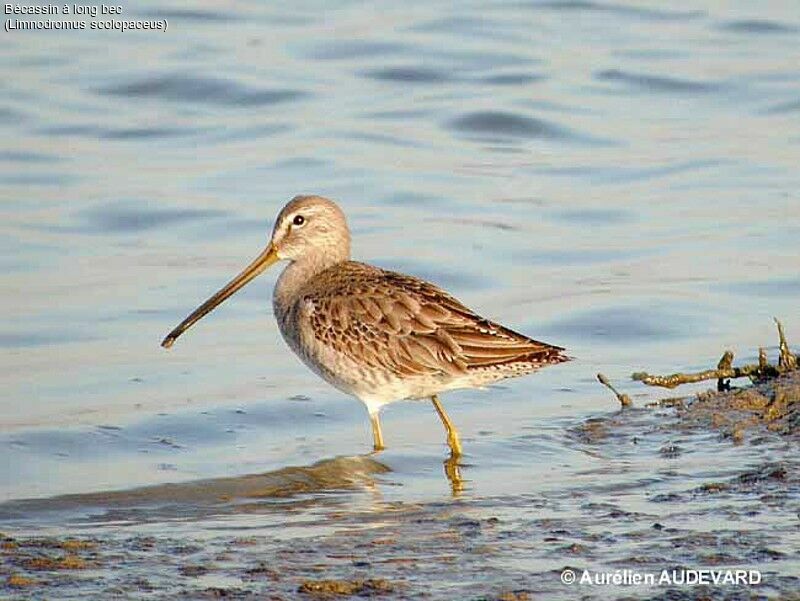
162,195,569,460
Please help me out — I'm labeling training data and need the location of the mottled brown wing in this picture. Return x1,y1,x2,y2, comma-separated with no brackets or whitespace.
301,262,567,378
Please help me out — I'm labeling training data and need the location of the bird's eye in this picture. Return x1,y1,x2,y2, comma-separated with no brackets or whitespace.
292,215,305,227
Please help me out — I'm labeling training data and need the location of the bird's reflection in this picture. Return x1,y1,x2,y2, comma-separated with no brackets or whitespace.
443,453,466,496
369,449,467,497
0,452,467,526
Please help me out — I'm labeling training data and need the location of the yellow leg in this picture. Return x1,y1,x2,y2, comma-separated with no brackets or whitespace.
370,413,385,451
444,454,465,497
431,395,463,456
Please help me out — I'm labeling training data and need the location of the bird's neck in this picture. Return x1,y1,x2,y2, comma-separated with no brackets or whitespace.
273,252,346,319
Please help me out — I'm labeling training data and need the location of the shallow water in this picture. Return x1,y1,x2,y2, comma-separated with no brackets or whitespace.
2,0,799,598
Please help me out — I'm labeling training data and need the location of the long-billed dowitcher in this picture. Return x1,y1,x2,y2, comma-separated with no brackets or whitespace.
162,195,568,459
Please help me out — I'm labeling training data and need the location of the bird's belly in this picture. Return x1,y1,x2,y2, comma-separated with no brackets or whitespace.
297,339,423,401
278,318,455,409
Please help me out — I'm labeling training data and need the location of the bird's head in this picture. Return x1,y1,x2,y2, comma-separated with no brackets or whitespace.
269,195,351,263
160,195,350,349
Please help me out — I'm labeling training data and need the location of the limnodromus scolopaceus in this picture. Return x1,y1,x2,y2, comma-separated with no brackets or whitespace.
162,195,569,462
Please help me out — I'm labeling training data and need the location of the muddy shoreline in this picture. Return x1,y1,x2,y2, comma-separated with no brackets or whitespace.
3,374,798,600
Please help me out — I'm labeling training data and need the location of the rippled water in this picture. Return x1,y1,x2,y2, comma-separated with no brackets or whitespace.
2,1,799,598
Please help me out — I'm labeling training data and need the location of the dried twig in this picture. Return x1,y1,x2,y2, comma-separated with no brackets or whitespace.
631,320,794,390
597,373,633,407
775,318,798,371
716,350,734,391
632,363,764,390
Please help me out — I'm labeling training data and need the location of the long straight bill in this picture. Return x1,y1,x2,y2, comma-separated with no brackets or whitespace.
161,244,279,348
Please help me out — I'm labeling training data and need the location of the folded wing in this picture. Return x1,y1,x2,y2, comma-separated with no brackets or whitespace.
301,262,568,379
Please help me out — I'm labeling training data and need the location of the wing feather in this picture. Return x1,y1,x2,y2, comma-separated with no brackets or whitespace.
298,262,567,379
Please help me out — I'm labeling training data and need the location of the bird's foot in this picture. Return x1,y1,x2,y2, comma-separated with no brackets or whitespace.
446,434,463,457
443,452,465,496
